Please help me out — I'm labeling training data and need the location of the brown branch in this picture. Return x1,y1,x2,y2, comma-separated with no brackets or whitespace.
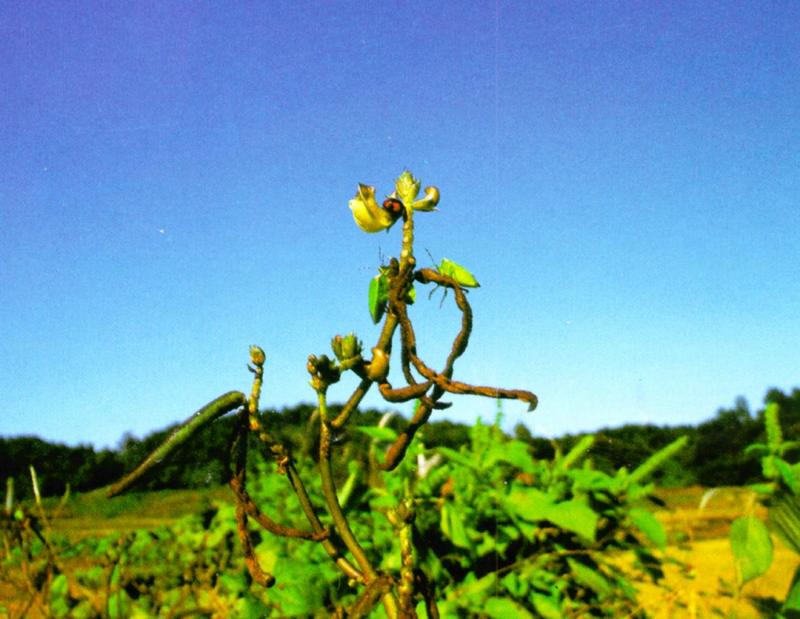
234,502,275,588
376,268,477,470
415,570,440,619
228,475,328,541
379,399,434,471
331,377,372,429
348,574,396,619
378,380,431,403
377,265,537,471
408,350,538,411
414,268,473,373
229,410,275,588
250,420,364,582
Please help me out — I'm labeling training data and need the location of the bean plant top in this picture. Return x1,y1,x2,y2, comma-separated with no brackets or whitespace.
107,170,537,619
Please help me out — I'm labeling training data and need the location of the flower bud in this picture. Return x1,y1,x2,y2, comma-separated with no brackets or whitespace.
307,354,341,393
345,333,363,359
395,170,421,205
331,333,363,372
249,345,266,366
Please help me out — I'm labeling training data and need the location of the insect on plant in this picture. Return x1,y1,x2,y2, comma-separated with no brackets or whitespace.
107,170,537,618
424,249,480,306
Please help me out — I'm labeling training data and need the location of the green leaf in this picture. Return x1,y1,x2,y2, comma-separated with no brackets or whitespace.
49,574,71,618
765,402,783,451
505,489,598,541
50,572,69,597
267,558,327,615
629,507,667,549
501,571,528,598
337,461,360,508
568,558,612,596
108,589,133,619
505,487,553,522
449,571,497,602
744,443,770,456
438,258,480,287
730,515,773,585
783,565,800,610
486,440,535,470
627,436,688,486
234,596,271,619
485,597,535,619
353,425,398,442
436,446,480,470
441,502,472,549
219,572,248,597
749,482,776,496
775,458,799,493
769,493,800,554
531,592,563,619
559,435,595,470
547,499,598,541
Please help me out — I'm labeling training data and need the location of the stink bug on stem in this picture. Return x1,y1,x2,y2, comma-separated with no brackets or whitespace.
438,258,480,288
367,258,416,324
425,250,480,305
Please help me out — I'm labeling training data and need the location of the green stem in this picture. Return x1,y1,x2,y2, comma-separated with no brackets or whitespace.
399,209,415,271
318,393,374,577
318,393,400,618
283,458,363,582
332,313,399,429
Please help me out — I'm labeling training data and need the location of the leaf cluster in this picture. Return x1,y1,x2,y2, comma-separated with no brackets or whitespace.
728,400,800,618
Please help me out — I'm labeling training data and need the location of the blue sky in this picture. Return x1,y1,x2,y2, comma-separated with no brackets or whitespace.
1,1,798,449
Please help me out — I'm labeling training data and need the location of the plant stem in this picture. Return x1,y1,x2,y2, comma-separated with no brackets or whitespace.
283,458,363,582
318,393,374,578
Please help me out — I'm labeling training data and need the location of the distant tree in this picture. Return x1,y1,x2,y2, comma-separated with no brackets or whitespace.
692,397,761,486
513,423,555,459
3,389,799,496
589,424,697,486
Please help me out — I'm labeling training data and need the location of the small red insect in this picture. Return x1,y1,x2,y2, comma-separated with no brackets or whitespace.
382,197,404,219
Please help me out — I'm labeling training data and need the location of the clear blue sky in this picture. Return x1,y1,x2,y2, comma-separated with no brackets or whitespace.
1,1,798,449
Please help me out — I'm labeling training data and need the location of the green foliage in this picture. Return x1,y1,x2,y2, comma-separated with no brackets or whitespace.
360,417,681,617
2,415,683,617
6,387,800,502
13,170,796,617
729,400,800,617
730,515,773,585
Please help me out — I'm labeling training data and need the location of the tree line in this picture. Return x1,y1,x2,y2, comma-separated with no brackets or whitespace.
2,387,798,500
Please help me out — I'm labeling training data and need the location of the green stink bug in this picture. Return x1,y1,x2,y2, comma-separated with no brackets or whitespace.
438,257,480,288
368,269,390,324
368,261,416,324
424,251,480,305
